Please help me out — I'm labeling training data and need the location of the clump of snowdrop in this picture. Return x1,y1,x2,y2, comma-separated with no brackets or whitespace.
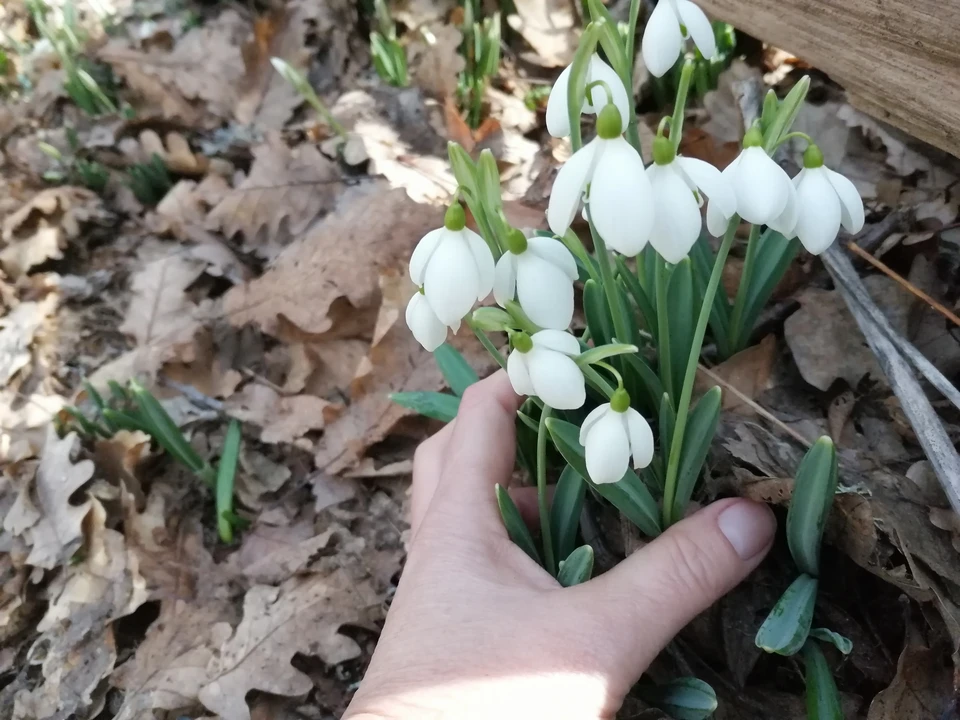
580,389,654,484
506,330,586,410
791,144,865,254
547,103,655,257
546,55,630,139
642,0,717,77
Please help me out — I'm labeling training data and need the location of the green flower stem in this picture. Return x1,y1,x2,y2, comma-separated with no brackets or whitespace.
537,406,557,576
582,364,618,398
774,130,815,148
728,223,762,352
670,58,696,153
561,229,602,285
588,214,632,344
655,254,673,401
662,217,739,527
459,187,502,258
626,0,641,84
467,317,506,368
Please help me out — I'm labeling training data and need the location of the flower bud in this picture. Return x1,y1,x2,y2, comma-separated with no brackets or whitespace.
610,387,631,413
742,126,764,148
652,135,676,166
444,203,466,231
596,103,623,140
803,144,824,169
471,307,512,332
505,228,528,254
511,331,533,353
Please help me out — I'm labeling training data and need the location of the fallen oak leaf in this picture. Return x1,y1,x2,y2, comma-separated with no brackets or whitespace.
0,295,58,388
94,430,151,509
226,383,342,445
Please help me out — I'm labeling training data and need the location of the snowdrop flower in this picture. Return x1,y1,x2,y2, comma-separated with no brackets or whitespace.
407,203,495,349
642,0,717,78
706,127,799,238
546,55,630,139
494,229,578,330
791,144,865,254
548,104,655,257
646,136,736,263
579,389,654,484
507,330,585,410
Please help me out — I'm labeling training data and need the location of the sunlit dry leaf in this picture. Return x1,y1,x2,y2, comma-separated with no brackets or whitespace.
226,383,341,445
409,24,465,98
94,430,151,509
507,0,578,67
0,295,57,388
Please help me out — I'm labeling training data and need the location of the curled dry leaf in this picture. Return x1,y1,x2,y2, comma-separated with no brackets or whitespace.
206,136,340,260
94,430,151,509
409,24,466,98
0,294,58,388
226,383,342,445
230,520,338,585
696,334,777,414
197,569,369,720
134,129,209,175
507,0,579,68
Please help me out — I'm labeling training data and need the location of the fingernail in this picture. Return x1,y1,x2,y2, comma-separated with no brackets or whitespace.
717,500,776,560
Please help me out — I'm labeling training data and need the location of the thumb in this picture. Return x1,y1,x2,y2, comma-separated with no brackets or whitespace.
575,498,776,680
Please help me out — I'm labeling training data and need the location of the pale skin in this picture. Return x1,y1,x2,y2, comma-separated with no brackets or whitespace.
345,371,776,720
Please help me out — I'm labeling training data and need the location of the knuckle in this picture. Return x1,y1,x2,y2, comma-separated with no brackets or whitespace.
458,383,490,415
659,530,725,600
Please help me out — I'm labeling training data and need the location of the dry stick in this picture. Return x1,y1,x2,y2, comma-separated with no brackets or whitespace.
846,240,960,328
822,245,960,516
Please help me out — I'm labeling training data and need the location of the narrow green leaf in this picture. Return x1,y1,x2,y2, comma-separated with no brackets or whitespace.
736,230,800,351
216,419,242,543
809,628,853,655
130,381,206,473
575,343,638,367
557,545,594,587
665,258,694,402
434,343,478,396
583,279,613,347
688,235,732,357
659,392,676,463
802,640,844,720
82,381,107,412
477,149,503,214
641,677,718,720
107,380,130,405
517,409,540,433
670,386,722,523
495,483,542,565
390,391,460,422
620,353,664,416
755,573,818,656
547,418,661,537
62,406,108,438
447,142,477,194
551,465,587,562
787,436,839,576
101,408,150,434
616,255,657,334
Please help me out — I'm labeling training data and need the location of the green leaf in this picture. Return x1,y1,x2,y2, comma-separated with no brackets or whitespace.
736,230,801,352
583,279,613,347
101,408,149,434
517,408,540,433
689,235,732,357
547,418,661,537
495,483,542,565
129,381,206,474
659,392,676,462
557,545,594,587
616,255,657,334
575,343,638,367
641,677,718,720
620,352,664,416
665,258,694,403
809,628,853,655
390,391,460,422
787,436,839,576
755,573,818,656
477,149,503,215
802,640,844,720
564,22,600,151
763,75,809,153
670,386,722,524
216,419,242,543
551,465,587,562
448,142,477,194
434,343,478,396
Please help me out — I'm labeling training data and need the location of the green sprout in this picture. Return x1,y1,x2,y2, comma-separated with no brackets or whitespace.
457,1,501,129
370,0,408,87
127,153,172,205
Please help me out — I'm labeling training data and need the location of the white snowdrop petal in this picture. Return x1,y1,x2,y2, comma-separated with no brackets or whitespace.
527,349,586,410
677,156,736,217
517,254,574,330
824,167,865,233
642,0,683,78
624,408,655,469
546,64,574,138
462,228,495,300
532,329,582,356
507,350,535,397
706,199,730,237
649,165,702,264
585,411,630,484
734,147,790,224
548,140,600,237
527,235,579,281
794,169,842,255
409,228,444,285
405,293,447,352
493,253,518,307
423,233,480,327
767,175,800,239
590,137,655,256
579,403,610,447
586,56,631,131
676,0,717,59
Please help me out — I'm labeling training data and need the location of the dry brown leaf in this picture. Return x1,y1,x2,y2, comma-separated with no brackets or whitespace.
409,24,466,98
230,520,338,584
197,570,368,720
94,430,151,508
235,447,292,508
135,129,209,175
227,383,341,445
282,339,368,396
507,0,578,68
206,136,339,259
0,294,57,388
697,334,776,413
225,181,442,340
152,175,233,240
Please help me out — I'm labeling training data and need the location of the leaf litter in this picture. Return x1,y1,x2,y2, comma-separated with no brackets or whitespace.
1,0,960,718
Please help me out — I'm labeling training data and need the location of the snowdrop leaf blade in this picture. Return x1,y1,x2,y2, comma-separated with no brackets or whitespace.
659,392,676,466
621,353,665,415
688,236,732,357
676,0,718,59
755,574,817,656
557,545,594,587
824,167,865,234
616,255,658,336
448,142,477,193
671,386,721,523
739,230,800,347
575,343,639,367
495,484,543,565
551,465,588,562
665,259,695,402
390,391,460,422
640,677,718,720
583,279,613,346
809,628,853,656
433,343,478,396
591,139,655,256
477,150,504,213
547,141,598,237
786,436,838,576
802,640,845,720
642,0,683,77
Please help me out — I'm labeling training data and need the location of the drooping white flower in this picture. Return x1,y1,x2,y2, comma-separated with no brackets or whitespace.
408,203,495,337
547,104,655,257
494,230,578,330
405,292,447,351
579,391,654,484
546,55,631,139
706,127,799,238
791,145,865,254
642,0,717,78
507,330,585,410
646,136,736,263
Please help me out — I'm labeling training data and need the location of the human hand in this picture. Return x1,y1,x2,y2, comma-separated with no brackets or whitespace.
345,371,776,720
